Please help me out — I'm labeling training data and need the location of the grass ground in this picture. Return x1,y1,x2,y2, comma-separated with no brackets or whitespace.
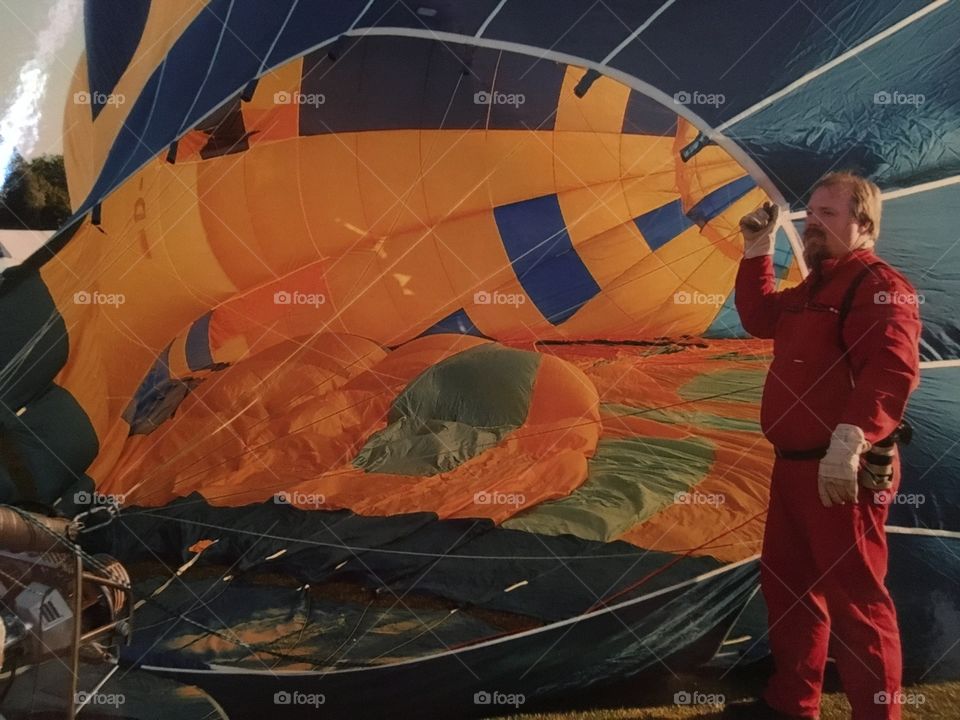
488,662,958,719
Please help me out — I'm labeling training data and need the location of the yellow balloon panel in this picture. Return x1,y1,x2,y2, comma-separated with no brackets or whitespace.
554,292,641,339
601,233,717,333
553,131,623,190
323,250,410,341
619,135,675,185
567,220,651,288
152,164,239,304
356,130,433,238
556,181,637,247
428,210,511,294
620,176,679,225
196,161,272,289
242,141,325,276
483,130,558,207
51,47,805,491
419,131,492,223
555,67,631,135
361,228,460,345
294,134,371,255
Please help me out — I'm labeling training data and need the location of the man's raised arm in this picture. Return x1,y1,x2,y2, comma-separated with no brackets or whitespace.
734,202,793,339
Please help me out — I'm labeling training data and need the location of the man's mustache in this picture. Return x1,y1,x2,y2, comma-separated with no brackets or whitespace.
803,227,827,242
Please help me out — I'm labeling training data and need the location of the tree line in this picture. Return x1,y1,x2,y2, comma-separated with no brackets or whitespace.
0,151,71,230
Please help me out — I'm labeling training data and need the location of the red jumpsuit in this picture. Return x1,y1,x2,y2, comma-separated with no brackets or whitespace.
735,248,921,719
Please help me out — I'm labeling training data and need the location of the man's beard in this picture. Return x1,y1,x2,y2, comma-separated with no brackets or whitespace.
803,227,828,271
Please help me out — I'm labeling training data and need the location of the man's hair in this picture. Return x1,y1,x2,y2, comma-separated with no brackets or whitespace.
812,171,882,245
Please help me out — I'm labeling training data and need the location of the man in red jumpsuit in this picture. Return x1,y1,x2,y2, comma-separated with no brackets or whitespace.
724,172,922,719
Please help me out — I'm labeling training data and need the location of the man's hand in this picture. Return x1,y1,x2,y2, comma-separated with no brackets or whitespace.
739,201,779,259
818,424,870,507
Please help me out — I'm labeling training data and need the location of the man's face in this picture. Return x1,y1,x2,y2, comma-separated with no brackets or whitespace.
803,185,869,270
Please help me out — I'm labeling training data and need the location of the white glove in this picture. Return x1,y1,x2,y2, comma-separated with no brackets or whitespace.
818,424,871,507
739,202,779,259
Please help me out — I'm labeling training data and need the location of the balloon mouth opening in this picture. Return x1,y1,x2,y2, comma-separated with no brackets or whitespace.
51,37,784,531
